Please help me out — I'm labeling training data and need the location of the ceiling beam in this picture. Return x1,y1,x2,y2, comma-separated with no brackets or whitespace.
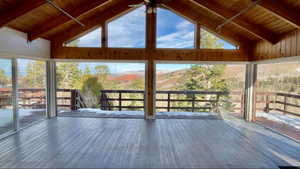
0,0,46,27
163,0,254,48
191,0,278,44
51,0,140,43
52,47,250,61
256,0,300,29
28,0,110,41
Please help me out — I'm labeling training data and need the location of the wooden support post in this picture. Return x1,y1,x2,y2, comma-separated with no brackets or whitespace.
145,6,157,120
244,64,257,122
101,22,108,48
195,22,201,49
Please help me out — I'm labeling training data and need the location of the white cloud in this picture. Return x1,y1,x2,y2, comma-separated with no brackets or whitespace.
108,7,146,48
157,21,195,49
77,28,101,47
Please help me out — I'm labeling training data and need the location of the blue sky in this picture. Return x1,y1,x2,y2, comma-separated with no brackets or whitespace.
0,8,237,75
74,7,236,49
68,7,236,73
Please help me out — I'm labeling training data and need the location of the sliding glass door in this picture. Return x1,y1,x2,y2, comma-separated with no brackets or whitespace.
0,59,14,135
17,59,47,128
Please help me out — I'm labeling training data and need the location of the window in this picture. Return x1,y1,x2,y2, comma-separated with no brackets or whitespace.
0,59,13,135
17,59,47,128
108,7,146,48
155,63,245,118
65,28,101,47
56,62,146,117
254,62,300,141
157,8,195,49
200,29,236,49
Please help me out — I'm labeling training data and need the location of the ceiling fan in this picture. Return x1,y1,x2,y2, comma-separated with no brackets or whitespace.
129,0,173,13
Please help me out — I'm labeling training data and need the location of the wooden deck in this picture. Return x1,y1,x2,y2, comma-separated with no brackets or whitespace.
0,117,299,168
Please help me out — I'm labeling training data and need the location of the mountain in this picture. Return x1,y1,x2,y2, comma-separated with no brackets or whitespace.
110,63,300,90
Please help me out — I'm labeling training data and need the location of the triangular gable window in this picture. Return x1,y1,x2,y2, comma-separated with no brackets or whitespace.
200,29,237,49
157,8,195,49
65,28,101,47
108,7,146,48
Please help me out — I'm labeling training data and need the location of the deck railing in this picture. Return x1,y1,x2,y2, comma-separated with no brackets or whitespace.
100,90,243,112
255,92,300,116
1,88,299,116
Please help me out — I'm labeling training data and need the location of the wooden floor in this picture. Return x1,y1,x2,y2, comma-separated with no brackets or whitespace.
0,117,299,168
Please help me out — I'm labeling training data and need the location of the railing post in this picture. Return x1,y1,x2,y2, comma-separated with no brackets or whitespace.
215,94,220,113
241,91,244,115
192,93,195,112
70,90,77,111
283,95,287,114
119,92,122,111
167,93,170,112
265,94,270,113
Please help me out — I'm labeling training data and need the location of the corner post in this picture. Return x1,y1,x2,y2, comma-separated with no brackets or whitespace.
46,60,57,118
244,63,257,122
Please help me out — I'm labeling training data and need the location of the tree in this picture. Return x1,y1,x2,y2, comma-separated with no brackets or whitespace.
22,61,45,88
56,62,82,89
201,29,225,49
80,75,103,108
95,65,110,85
174,64,230,112
0,69,9,87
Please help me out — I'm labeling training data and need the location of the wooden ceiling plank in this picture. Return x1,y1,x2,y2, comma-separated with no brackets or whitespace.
163,0,254,48
0,0,46,27
257,0,300,29
191,0,278,44
29,0,110,41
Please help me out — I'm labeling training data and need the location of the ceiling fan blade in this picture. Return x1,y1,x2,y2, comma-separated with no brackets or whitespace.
156,0,173,4
128,4,144,7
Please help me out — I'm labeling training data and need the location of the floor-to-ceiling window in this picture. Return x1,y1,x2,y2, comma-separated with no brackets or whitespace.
155,63,245,119
56,61,146,118
254,62,300,141
0,59,14,135
17,59,47,128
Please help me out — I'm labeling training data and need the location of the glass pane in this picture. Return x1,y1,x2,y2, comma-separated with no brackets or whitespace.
155,63,245,119
18,59,46,128
201,29,236,49
65,28,101,47
56,62,145,117
157,8,195,49
255,62,300,141
108,7,146,48
0,59,13,135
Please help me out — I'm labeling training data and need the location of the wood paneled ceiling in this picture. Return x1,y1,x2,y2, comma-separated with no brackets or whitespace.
0,0,299,46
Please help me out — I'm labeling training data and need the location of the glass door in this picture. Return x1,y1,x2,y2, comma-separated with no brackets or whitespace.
0,59,14,135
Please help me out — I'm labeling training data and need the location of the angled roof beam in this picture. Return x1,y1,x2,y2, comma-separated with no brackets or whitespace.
29,0,110,41
191,0,278,44
0,0,46,27
163,0,253,48
51,0,141,43
256,0,300,29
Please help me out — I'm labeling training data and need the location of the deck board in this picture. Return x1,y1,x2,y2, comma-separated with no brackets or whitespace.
0,117,299,168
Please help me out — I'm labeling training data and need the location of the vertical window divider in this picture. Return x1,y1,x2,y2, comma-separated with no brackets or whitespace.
12,58,19,131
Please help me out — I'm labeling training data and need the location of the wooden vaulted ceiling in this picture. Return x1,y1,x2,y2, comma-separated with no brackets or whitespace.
0,0,300,47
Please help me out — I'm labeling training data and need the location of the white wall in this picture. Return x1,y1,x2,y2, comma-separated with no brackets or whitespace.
0,27,50,59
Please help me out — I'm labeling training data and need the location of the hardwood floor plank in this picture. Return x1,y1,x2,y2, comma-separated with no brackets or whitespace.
0,117,299,168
